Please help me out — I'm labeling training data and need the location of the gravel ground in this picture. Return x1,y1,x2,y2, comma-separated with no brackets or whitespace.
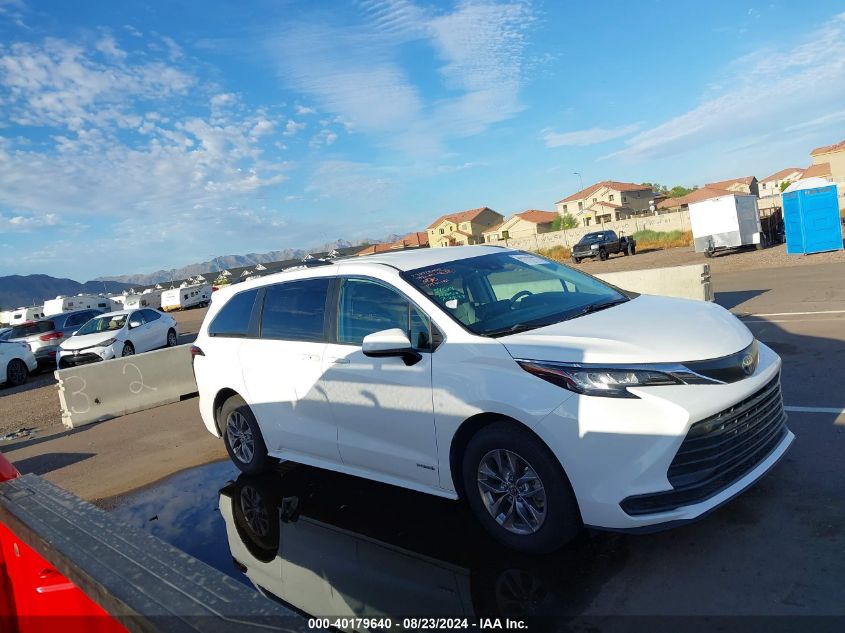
0,307,209,438
571,242,845,274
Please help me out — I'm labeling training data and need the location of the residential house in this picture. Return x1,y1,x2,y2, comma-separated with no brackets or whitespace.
757,168,804,212
356,231,429,256
704,176,759,196
427,207,504,247
555,181,654,227
483,210,558,243
808,139,845,212
656,187,735,213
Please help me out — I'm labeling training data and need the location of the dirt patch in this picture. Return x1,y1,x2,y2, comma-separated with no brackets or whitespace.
563,243,845,275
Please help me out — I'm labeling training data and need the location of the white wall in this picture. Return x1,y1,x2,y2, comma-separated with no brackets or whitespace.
494,210,692,251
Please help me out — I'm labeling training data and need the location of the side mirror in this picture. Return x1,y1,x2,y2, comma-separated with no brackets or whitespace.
362,328,422,366
129,320,142,329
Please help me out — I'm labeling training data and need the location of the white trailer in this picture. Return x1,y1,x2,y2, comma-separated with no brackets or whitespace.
123,289,164,310
43,294,116,316
161,284,211,312
688,194,763,257
0,310,13,326
8,306,46,324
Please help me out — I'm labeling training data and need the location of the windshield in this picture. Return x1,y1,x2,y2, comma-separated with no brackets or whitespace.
403,251,627,337
9,321,55,338
578,232,608,244
76,314,128,335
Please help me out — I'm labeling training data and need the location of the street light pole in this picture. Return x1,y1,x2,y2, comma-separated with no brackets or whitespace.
573,172,583,190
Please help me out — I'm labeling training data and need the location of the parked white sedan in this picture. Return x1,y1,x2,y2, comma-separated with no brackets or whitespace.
0,340,37,387
57,309,178,368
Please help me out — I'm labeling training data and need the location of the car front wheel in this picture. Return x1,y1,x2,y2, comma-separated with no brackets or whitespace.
598,248,608,261
166,328,178,347
121,342,135,357
220,395,277,475
462,422,581,553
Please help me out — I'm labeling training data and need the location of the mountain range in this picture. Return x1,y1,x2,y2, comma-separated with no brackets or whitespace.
94,237,401,286
0,236,403,310
0,275,133,311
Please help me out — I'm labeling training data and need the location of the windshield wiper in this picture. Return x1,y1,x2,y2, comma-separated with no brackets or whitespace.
566,298,628,320
484,321,555,338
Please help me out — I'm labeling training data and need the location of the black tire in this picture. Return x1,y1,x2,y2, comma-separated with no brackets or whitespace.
462,422,581,553
166,328,178,347
598,248,608,261
570,256,580,265
121,342,135,357
627,243,635,256
231,475,283,563
704,250,713,258
6,359,28,387
220,395,276,475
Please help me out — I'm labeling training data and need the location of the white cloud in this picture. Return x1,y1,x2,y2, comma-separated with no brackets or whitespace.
611,12,845,161
309,129,338,147
283,119,306,136
543,124,640,147
95,34,126,59
294,104,316,115
0,212,60,231
268,1,534,154
306,160,393,199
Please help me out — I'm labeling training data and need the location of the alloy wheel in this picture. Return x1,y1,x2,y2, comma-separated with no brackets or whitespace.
477,449,547,535
226,411,255,464
239,485,270,537
167,330,177,346
7,360,26,386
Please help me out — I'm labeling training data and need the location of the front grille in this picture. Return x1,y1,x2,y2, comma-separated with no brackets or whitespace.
59,353,103,368
621,374,788,516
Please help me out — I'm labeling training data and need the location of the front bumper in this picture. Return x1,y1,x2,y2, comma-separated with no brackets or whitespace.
57,346,116,368
572,247,598,257
533,341,792,529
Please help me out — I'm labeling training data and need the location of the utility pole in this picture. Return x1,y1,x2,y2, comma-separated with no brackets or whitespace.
573,172,583,191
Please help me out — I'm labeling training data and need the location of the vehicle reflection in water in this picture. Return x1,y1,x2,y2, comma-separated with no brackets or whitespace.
220,463,630,625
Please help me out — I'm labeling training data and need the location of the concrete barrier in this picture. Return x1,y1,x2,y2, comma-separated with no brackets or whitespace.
55,345,197,428
595,264,712,301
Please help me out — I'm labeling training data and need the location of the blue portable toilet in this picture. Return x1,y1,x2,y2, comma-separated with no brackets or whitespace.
782,178,843,254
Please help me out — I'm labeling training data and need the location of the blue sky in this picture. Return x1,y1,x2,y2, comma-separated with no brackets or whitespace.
1,0,844,280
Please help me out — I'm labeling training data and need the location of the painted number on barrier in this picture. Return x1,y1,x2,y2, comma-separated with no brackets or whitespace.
65,375,91,414
122,363,158,395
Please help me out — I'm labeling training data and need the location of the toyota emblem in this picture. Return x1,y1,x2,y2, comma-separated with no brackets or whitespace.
741,353,754,375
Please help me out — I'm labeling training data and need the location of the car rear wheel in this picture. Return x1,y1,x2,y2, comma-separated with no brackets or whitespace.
166,328,178,347
598,248,608,261
627,243,635,256
220,395,277,475
6,359,28,387
462,422,581,553
121,342,135,357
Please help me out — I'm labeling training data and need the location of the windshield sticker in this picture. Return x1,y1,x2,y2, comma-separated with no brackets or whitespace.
510,254,547,266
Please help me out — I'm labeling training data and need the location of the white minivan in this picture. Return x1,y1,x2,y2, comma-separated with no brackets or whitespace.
192,246,792,552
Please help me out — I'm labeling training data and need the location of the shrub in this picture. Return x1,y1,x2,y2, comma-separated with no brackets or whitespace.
537,245,572,262
632,230,692,249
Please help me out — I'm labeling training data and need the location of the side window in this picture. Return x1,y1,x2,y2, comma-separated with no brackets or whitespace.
608,231,618,240
208,288,259,338
64,313,82,328
130,311,146,325
338,278,432,350
260,278,329,342
143,309,161,322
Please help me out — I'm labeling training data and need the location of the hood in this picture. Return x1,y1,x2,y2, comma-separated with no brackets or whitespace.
499,295,751,364
61,330,124,351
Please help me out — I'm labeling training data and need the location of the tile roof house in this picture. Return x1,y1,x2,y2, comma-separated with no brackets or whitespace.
656,187,736,212
704,176,759,196
356,231,430,256
758,168,805,211
426,207,504,247
802,162,831,179
483,210,558,243
554,181,654,227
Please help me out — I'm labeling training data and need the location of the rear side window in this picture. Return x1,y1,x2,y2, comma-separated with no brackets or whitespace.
209,289,259,338
64,313,88,328
10,321,54,337
142,309,161,322
260,278,329,342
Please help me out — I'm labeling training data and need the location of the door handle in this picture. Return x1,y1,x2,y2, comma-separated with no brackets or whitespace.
327,357,350,365
300,354,320,361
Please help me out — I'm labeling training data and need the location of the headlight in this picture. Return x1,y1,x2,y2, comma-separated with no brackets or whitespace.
99,337,117,348
517,360,681,398
590,244,599,250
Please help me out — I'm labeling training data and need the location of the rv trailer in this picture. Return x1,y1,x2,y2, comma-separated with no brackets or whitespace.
161,284,211,312
688,194,763,257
